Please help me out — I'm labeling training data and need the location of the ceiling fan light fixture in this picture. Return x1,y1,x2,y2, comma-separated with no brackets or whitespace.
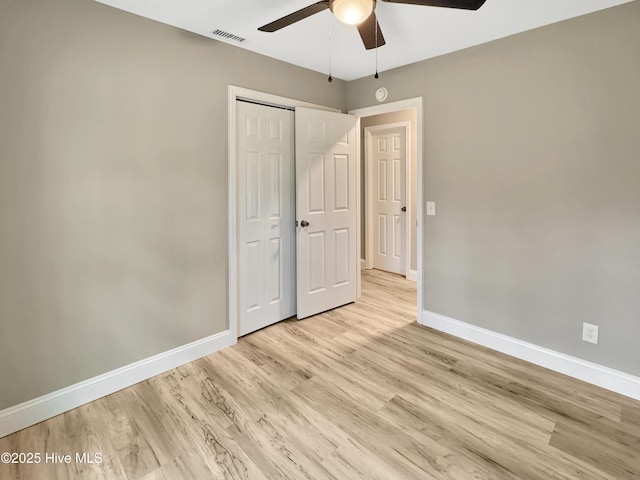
331,0,375,26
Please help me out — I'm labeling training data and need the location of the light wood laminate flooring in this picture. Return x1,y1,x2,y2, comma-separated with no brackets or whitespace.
1,269,639,479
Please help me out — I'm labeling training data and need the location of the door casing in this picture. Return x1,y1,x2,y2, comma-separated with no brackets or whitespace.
349,98,424,321
228,86,361,341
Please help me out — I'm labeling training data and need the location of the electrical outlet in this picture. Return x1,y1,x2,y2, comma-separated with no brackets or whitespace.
582,323,599,344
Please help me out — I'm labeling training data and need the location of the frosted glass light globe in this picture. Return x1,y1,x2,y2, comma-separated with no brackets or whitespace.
331,0,375,25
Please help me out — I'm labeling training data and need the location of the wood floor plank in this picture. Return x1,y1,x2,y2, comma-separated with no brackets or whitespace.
2,269,639,480
61,401,129,480
291,377,441,479
93,393,160,479
387,394,615,480
399,322,619,406
261,393,351,465
549,419,640,479
375,395,521,480
139,450,217,480
157,366,237,430
225,413,338,480
321,436,422,480
622,404,640,427
147,373,269,480
0,420,68,480
117,381,195,467
232,338,313,390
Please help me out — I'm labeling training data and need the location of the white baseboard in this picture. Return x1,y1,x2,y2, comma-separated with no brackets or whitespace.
361,259,366,269
0,330,234,439
421,310,640,401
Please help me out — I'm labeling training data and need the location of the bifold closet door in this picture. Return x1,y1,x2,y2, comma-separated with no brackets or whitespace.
295,107,357,319
236,101,295,336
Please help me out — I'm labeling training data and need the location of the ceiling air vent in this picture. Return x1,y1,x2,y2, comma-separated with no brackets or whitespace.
211,29,246,44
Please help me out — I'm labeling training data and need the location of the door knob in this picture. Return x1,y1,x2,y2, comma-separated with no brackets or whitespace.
401,206,406,212
300,220,310,227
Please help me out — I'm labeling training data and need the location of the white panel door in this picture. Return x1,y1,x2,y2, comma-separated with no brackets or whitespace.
295,107,357,319
237,101,295,336
372,127,406,275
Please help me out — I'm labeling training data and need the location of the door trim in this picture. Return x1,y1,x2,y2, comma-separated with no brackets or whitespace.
364,121,411,278
349,97,424,321
228,86,344,342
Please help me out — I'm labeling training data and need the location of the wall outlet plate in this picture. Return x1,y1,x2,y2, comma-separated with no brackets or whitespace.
582,322,599,344
426,201,436,216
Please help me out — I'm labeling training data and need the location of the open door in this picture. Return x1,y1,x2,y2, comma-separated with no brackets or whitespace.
295,107,357,319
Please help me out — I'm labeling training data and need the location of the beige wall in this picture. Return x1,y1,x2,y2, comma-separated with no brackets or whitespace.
348,2,640,376
0,0,346,410
360,109,418,272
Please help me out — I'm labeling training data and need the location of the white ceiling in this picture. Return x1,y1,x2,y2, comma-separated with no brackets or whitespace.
96,0,635,81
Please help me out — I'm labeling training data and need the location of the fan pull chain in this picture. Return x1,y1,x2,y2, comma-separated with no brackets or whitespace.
374,3,379,79
328,16,333,82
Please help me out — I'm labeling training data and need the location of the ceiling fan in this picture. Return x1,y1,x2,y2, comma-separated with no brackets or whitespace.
258,0,487,50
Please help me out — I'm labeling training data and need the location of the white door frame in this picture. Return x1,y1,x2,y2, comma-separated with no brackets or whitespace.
228,86,360,342
349,97,424,320
364,121,412,279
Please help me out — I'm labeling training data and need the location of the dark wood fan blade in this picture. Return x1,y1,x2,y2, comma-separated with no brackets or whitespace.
258,1,330,32
381,0,486,10
357,12,386,50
